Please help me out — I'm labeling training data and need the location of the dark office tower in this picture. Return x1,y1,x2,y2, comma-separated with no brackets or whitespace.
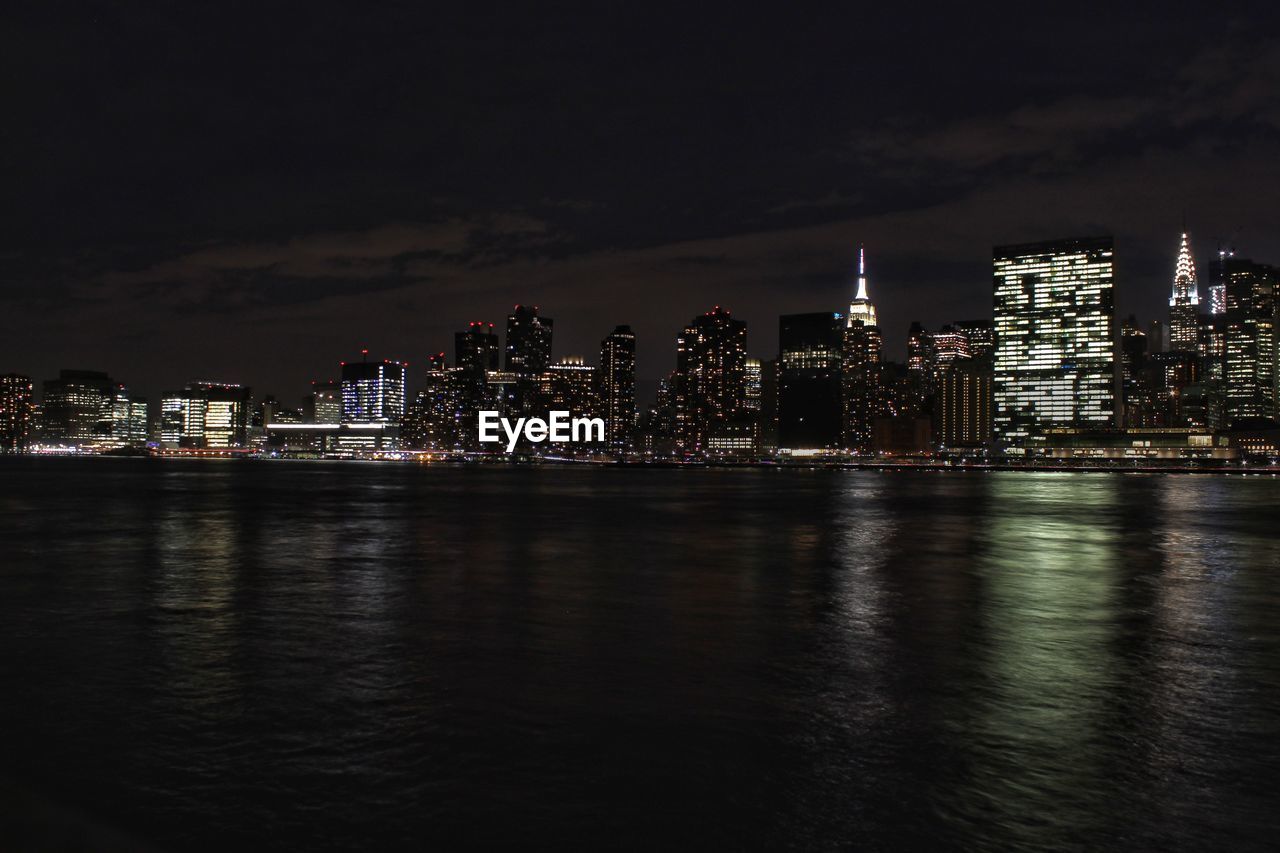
0,374,34,453
505,305,554,374
1169,232,1201,351
953,319,995,358
1217,255,1279,425
456,321,501,378
938,356,993,449
777,312,844,450
993,237,1119,449
1146,320,1168,354
39,369,114,445
674,306,747,453
599,325,637,450
1120,315,1157,428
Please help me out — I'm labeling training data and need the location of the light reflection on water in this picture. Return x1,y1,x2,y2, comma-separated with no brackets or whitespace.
0,460,1278,851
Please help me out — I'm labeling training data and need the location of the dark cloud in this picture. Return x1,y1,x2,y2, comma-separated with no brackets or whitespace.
2,5,1279,402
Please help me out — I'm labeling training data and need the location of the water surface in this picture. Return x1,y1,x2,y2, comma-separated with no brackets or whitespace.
1,458,1278,850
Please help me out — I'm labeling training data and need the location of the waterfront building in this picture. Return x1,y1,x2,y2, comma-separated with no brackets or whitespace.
1217,255,1279,425
841,248,884,452
39,369,115,446
311,380,342,424
674,305,747,453
0,374,34,453
777,312,844,451
937,355,993,449
599,325,637,451
339,355,406,451
993,237,1119,449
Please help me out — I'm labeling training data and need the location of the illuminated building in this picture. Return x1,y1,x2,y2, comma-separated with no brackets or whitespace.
1208,248,1232,316
841,249,883,452
160,382,251,448
1168,232,1200,351
0,374,34,453
1217,255,1278,425
403,354,466,451
674,305,747,453
39,370,114,446
993,237,1119,449
106,385,147,447
339,355,406,451
777,312,844,450
311,380,342,424
599,325,636,451
953,319,994,358
541,357,598,413
938,356,993,449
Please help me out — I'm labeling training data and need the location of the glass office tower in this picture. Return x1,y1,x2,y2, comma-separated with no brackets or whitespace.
993,236,1118,449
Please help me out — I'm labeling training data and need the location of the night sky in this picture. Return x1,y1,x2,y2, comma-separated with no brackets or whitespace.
5,4,1280,403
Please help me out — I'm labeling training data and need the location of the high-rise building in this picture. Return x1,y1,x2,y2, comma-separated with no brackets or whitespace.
1217,255,1278,425
841,248,884,452
456,322,501,378
505,305,553,374
938,356,993,449
1208,248,1232,316
39,370,115,446
311,380,342,424
954,319,995,358
541,357,599,419
674,306,747,453
0,374,34,453
993,237,1119,449
777,312,844,450
599,325,637,451
341,356,407,424
1147,319,1169,354
1169,232,1200,351
160,382,251,448
404,354,466,451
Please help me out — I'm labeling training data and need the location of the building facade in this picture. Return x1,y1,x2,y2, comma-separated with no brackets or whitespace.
993,237,1119,449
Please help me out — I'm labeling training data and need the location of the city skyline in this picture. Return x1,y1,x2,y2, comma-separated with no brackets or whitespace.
1,231,1262,406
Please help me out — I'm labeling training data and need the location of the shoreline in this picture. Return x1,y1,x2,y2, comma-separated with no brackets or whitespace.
4,454,1277,476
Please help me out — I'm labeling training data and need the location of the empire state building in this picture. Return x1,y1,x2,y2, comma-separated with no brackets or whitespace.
847,246,878,328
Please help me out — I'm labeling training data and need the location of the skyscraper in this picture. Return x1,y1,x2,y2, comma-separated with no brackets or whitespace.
842,248,883,452
506,305,554,415
599,325,637,451
937,356,993,449
674,306,747,453
1208,248,1232,316
777,312,844,450
311,380,342,424
159,381,251,448
0,374,34,453
505,305,554,374
39,370,115,446
1218,255,1278,425
456,322,501,378
1168,232,1200,351
341,356,407,425
993,237,1118,448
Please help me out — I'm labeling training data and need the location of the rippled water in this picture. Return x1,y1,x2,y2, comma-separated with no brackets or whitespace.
1,458,1279,850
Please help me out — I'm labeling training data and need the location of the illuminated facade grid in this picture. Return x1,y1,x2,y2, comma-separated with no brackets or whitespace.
993,237,1118,447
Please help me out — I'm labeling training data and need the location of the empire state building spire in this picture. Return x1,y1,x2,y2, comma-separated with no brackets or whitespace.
847,244,878,327
1168,231,1199,350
